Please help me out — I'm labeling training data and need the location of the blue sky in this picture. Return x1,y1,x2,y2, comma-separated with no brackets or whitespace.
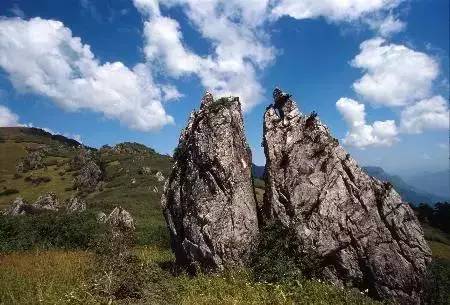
0,0,448,177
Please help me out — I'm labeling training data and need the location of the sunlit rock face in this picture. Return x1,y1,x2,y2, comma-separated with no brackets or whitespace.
162,93,259,273
262,88,432,304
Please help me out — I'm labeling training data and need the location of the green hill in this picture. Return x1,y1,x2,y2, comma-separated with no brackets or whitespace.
0,127,173,245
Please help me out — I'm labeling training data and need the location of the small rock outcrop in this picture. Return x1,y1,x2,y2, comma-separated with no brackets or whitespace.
162,92,259,272
65,196,87,213
3,193,61,215
262,88,431,304
33,192,60,211
72,149,103,192
3,197,28,216
106,207,135,232
16,150,44,173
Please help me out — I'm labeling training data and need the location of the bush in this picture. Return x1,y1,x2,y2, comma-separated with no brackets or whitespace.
91,227,144,300
425,259,450,305
0,211,105,251
251,221,320,283
24,175,51,185
0,188,19,197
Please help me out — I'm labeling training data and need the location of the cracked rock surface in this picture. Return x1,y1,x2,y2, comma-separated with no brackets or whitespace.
262,88,431,304
162,93,259,272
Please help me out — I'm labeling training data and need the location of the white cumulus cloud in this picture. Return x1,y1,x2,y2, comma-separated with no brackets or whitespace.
400,96,449,134
0,105,21,127
352,38,439,107
271,0,404,22
368,14,406,37
136,0,275,111
0,17,174,131
336,97,398,148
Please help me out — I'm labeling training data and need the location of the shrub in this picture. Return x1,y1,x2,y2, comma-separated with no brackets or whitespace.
0,188,19,196
251,221,320,283
24,175,51,185
425,258,450,304
91,227,144,300
0,211,105,251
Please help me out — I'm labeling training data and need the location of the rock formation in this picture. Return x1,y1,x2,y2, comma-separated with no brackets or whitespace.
72,149,103,192
261,88,431,304
33,192,60,211
16,150,44,173
3,192,61,215
3,197,28,216
106,207,135,232
162,92,259,272
65,196,87,213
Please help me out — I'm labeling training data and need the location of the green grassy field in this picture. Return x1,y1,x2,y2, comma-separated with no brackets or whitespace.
0,245,382,305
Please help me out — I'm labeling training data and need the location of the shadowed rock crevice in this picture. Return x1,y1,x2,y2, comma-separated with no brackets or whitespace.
261,87,432,305
162,92,259,273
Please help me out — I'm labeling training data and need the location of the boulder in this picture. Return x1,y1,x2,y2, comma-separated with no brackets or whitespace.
3,197,27,216
155,171,165,182
66,196,87,213
162,93,259,272
96,211,107,223
16,150,44,173
32,192,60,211
4,193,62,215
74,160,103,192
106,207,135,232
261,88,431,304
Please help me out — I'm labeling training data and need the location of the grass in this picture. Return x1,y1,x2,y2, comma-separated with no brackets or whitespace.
0,142,27,176
430,241,450,261
0,250,96,305
0,163,75,208
0,245,381,305
424,225,450,245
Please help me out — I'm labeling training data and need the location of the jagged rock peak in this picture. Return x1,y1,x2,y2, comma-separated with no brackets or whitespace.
262,87,431,304
162,92,259,273
200,91,214,109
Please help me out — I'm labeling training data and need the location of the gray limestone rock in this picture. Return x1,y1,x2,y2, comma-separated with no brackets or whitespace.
162,93,259,272
107,207,135,232
65,196,87,214
3,197,28,216
261,88,432,304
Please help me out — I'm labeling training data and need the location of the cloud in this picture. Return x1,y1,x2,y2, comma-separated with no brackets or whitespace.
352,38,439,107
336,97,398,148
400,96,449,134
368,14,406,37
0,105,21,127
271,0,404,22
0,17,174,131
132,0,409,111
136,0,275,111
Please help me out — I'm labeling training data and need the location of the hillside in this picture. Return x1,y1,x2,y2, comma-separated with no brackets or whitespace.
406,170,450,200
0,127,173,245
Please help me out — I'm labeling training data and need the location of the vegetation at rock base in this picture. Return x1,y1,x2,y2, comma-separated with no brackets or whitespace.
0,211,105,252
0,127,449,304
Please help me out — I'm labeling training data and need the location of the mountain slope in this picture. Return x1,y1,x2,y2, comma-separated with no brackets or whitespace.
362,166,447,205
406,170,450,200
0,127,173,245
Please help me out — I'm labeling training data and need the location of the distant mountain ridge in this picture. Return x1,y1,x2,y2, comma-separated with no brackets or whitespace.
252,163,447,205
362,166,448,205
405,170,450,199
